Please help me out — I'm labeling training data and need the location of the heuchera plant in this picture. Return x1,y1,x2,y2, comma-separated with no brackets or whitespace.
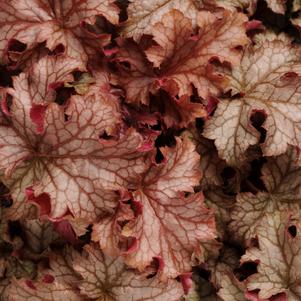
0,0,301,300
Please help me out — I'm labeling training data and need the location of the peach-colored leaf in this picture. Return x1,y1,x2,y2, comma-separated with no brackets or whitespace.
94,135,216,279
241,211,301,300
73,243,183,301
0,0,119,65
0,69,148,221
209,0,257,14
190,128,226,189
20,219,60,255
146,9,248,98
266,0,286,14
114,39,156,104
116,9,248,104
204,36,301,165
122,0,202,41
230,146,301,243
27,55,84,105
92,196,136,257
48,247,82,287
204,189,235,240
8,277,83,301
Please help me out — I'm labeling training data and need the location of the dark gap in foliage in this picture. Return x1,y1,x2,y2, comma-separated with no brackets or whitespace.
118,61,131,70
0,182,10,196
250,110,267,144
64,113,71,122
221,241,245,257
284,0,301,42
117,219,128,228
2,93,13,115
190,87,202,103
0,241,13,257
79,224,92,244
234,262,258,281
155,148,164,164
94,16,116,36
253,0,287,32
250,110,266,128
151,121,162,132
146,274,155,279
195,118,205,132
241,157,267,193
288,225,297,238
8,220,24,241
287,24,301,44
54,87,75,106
8,39,27,53
107,60,119,73
0,65,16,87
196,267,211,281
116,0,129,22
99,131,114,141
146,257,162,279
73,71,85,81
220,167,237,193
149,91,166,116
253,0,301,42
0,194,13,208
49,44,65,56
155,128,179,147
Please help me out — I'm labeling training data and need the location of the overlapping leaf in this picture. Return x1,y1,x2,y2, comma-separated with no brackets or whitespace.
230,146,301,242
1,0,301,300
73,243,183,301
8,277,83,301
265,0,286,14
210,0,257,13
116,9,248,104
204,35,301,165
93,136,216,279
241,211,301,300
25,55,84,105
190,128,226,188
122,0,255,41
0,0,119,65
0,63,149,221
122,0,202,41
217,273,247,301
20,219,61,255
